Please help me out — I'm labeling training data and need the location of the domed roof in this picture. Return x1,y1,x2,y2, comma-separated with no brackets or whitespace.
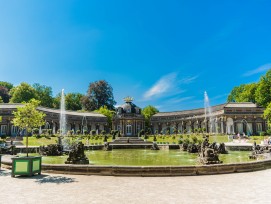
117,97,141,114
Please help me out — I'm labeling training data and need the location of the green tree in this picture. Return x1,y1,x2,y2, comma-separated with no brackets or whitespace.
227,84,246,102
264,102,271,126
255,69,271,107
237,83,257,103
0,96,3,103
0,81,13,91
12,99,45,156
32,83,54,107
82,80,116,111
142,105,159,127
10,82,37,103
52,92,61,109
53,92,83,111
95,106,115,129
0,86,10,103
65,93,83,111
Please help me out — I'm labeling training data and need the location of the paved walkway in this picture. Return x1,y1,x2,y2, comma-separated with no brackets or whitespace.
0,167,271,204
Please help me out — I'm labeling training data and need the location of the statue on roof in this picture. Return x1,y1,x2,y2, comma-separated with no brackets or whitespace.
124,96,133,103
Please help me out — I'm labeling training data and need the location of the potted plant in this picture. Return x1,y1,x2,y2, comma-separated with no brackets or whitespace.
11,99,45,177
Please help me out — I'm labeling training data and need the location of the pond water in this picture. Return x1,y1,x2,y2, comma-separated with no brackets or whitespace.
30,150,255,166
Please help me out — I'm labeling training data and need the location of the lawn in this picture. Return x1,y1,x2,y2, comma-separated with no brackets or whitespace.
19,134,266,146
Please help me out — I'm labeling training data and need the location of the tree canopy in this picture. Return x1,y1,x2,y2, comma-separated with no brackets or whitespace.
255,69,271,108
0,81,13,90
264,102,271,125
12,99,45,156
32,83,54,108
227,83,257,103
227,69,271,107
142,105,159,127
82,80,116,111
95,106,115,128
10,82,37,103
0,86,10,103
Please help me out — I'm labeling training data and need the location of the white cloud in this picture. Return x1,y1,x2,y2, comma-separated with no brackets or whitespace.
168,96,194,104
243,64,271,77
178,75,198,84
143,72,177,100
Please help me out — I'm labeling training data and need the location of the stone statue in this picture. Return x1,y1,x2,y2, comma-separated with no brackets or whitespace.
187,143,200,153
151,142,160,150
40,144,63,156
217,143,228,154
249,142,270,159
199,136,222,165
65,142,89,164
104,142,112,151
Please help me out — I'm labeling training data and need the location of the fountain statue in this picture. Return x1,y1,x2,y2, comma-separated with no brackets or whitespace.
40,144,63,156
249,142,270,159
151,142,160,150
199,136,222,165
65,142,89,164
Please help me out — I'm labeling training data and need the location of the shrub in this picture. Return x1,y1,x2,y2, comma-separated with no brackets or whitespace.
192,136,198,144
41,129,48,134
153,135,157,142
91,130,96,135
260,131,266,136
178,139,183,144
33,128,39,135
48,129,52,135
183,138,190,144
266,129,271,135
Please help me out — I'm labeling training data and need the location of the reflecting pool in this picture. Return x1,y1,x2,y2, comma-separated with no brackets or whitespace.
35,150,255,166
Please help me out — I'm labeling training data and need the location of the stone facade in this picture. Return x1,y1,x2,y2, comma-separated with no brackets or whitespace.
112,97,145,137
0,104,107,136
151,102,267,135
0,102,267,137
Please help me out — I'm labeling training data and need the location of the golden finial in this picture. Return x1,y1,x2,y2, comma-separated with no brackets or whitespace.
124,96,133,103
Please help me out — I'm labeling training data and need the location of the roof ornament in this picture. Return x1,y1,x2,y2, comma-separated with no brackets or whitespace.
124,96,133,103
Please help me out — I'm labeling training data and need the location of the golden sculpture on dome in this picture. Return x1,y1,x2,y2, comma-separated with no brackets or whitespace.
123,96,133,103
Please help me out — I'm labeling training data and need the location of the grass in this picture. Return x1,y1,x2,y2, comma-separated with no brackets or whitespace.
18,134,267,146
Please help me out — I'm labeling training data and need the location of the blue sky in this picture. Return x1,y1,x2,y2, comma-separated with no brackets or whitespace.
0,0,271,111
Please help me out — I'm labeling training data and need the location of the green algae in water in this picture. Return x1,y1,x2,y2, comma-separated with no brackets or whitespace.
40,150,254,166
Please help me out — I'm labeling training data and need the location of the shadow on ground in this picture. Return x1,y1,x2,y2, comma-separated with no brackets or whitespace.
16,174,77,184
1,168,77,184
0,169,11,177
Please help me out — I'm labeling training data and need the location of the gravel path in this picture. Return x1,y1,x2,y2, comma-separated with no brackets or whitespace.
0,168,271,204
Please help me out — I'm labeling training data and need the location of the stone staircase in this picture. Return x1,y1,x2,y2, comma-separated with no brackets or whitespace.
108,137,153,149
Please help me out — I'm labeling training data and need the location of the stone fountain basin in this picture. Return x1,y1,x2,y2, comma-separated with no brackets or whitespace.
2,155,271,177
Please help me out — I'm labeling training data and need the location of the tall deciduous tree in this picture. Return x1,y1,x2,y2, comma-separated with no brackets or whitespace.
142,105,159,127
237,83,257,103
95,106,115,129
10,82,37,103
53,92,83,111
255,69,271,107
12,99,45,156
32,83,54,108
0,86,10,103
0,81,13,91
82,80,116,111
264,102,271,126
65,93,83,111
227,84,246,102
